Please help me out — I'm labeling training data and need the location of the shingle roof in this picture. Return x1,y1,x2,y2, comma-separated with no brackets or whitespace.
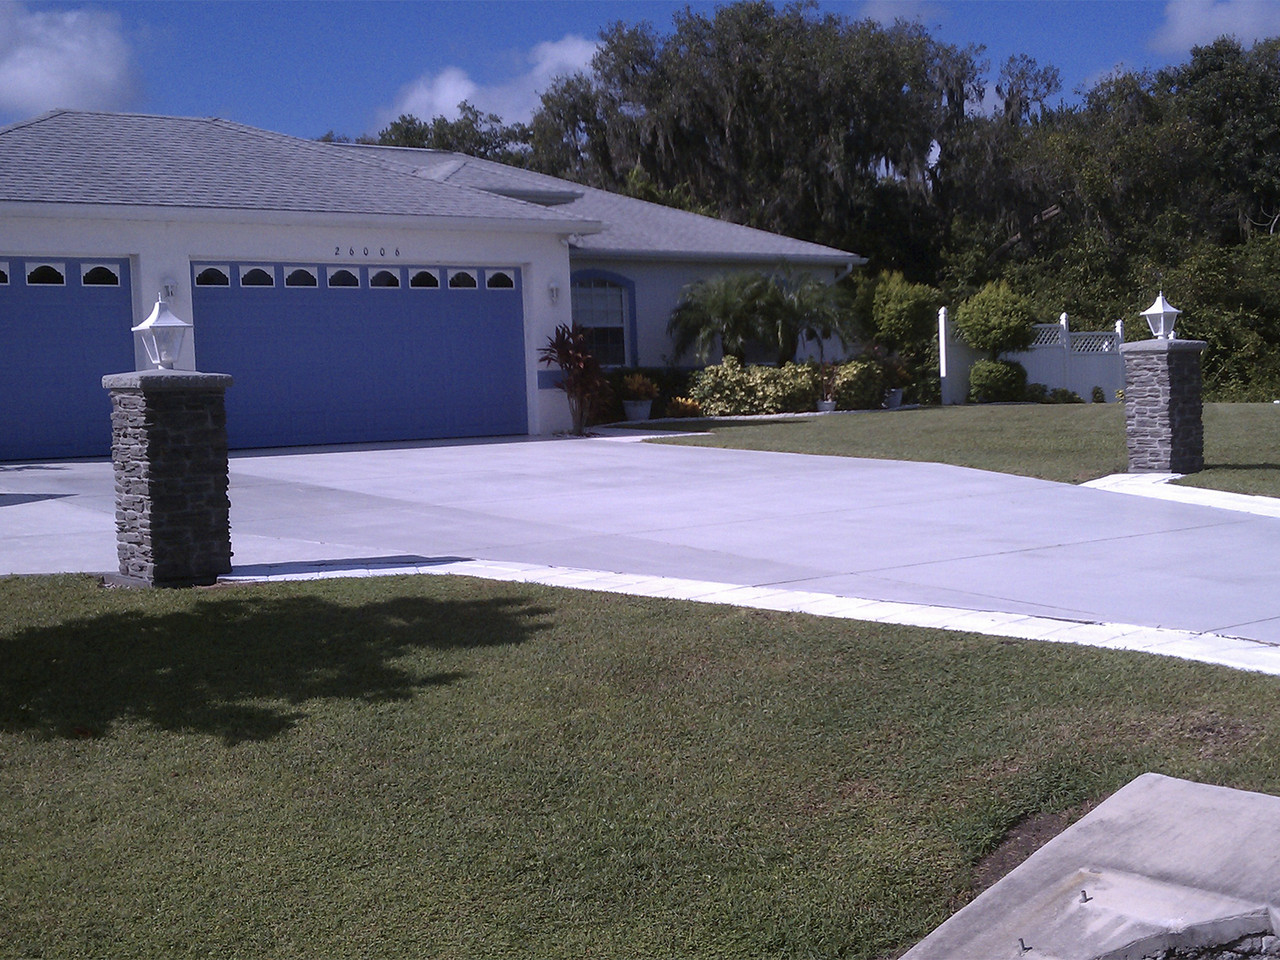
0,110,594,226
334,143,862,266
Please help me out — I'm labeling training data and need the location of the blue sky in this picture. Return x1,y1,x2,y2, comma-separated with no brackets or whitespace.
4,1,1280,138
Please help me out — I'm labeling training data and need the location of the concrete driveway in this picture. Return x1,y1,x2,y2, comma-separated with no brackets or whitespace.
3,433,1280,648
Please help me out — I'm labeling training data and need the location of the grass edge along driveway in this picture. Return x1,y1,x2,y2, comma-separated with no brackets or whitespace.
648,402,1280,497
5,572,1280,960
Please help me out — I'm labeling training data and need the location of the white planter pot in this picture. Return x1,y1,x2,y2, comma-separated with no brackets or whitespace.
817,399,837,413
623,399,653,421
884,388,904,409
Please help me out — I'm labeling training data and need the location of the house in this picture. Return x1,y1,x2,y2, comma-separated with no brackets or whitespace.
0,110,860,461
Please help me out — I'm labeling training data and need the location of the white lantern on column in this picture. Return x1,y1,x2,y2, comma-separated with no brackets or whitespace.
132,292,191,370
1141,292,1180,340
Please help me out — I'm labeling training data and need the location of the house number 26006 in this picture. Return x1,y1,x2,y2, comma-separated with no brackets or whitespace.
335,246,400,257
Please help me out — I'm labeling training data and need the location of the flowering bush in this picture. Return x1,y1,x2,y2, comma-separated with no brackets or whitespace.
688,359,883,414
664,396,702,417
832,360,886,410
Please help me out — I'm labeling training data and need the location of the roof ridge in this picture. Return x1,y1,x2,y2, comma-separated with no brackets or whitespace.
186,116,599,225
0,108,70,137
322,141,600,221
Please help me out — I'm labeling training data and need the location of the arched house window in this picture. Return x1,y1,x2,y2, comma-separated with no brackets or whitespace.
285,268,318,287
195,266,230,286
81,265,120,286
26,263,65,285
570,271,636,367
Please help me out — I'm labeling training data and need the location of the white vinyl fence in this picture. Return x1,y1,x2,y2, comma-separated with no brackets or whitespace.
939,308,1125,405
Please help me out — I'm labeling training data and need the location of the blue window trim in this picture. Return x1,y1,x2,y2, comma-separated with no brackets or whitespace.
570,268,638,368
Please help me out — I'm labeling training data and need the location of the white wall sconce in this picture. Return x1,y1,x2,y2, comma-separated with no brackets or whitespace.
132,291,192,370
548,279,560,304
1141,292,1180,340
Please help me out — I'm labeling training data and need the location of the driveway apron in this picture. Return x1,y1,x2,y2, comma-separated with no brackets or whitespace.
2,436,1278,643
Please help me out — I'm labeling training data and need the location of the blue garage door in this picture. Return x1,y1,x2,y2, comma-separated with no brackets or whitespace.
191,263,528,450
0,258,135,461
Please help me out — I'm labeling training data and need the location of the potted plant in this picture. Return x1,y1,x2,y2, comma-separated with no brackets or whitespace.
621,372,659,421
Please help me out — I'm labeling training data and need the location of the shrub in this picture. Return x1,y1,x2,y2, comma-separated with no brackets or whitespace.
1048,387,1084,403
750,363,821,413
1091,385,1107,403
968,358,1027,403
953,281,1037,358
688,357,757,415
1025,382,1049,403
664,396,702,418
870,271,940,348
833,360,885,410
689,359,824,415
688,359,896,414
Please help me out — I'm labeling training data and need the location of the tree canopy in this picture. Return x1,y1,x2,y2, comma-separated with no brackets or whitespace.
322,3,1280,398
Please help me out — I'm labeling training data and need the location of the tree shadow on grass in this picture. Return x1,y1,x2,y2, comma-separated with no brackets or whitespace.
0,592,553,745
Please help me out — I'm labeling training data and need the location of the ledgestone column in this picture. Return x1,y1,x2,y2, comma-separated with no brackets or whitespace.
1120,338,1207,474
102,370,234,587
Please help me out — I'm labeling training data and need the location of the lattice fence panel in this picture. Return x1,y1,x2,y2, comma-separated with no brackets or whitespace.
1071,332,1120,354
1030,324,1064,347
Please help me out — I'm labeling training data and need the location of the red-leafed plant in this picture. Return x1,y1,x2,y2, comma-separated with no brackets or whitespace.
538,324,612,435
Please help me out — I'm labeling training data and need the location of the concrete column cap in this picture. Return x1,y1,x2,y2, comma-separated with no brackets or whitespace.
103,370,233,392
1120,338,1207,354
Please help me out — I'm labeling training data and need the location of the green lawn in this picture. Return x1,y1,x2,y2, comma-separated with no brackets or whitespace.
5,574,1280,959
648,402,1280,495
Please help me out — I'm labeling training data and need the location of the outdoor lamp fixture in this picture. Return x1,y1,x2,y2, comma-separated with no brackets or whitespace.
1141,292,1181,340
548,279,560,304
132,292,192,370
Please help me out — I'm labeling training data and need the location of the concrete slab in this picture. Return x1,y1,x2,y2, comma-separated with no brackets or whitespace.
4,437,1280,666
903,773,1280,960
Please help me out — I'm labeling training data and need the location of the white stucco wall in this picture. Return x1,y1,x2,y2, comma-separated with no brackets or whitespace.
2,208,577,435
572,256,845,367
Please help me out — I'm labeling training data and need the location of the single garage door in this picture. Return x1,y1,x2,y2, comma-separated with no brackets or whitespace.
191,262,528,450
0,257,135,461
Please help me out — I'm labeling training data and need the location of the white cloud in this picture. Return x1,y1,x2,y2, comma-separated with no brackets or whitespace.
386,66,479,124
1151,0,1280,53
0,1,134,118
381,33,598,129
860,0,948,27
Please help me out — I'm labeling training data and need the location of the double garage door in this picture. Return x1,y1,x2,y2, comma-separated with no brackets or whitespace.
192,262,529,450
0,257,134,461
0,258,528,462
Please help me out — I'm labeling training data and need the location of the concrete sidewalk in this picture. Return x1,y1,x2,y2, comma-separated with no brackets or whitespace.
3,434,1280,672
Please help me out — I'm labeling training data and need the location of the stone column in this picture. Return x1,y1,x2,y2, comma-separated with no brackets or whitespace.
101,370,234,587
1119,338,1207,473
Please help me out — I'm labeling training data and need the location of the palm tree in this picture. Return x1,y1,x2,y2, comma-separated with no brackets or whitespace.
667,272,773,362
758,271,852,365
669,270,853,366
